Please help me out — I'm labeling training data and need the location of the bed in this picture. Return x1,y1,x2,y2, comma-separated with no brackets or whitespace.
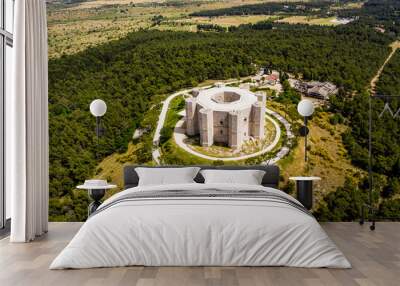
50,165,351,269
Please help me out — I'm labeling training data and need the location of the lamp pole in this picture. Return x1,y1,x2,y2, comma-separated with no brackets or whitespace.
90,99,107,160
304,116,308,162
95,116,101,138
297,99,314,163
95,116,100,160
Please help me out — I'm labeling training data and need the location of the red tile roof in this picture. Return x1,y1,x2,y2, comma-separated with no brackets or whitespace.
265,74,278,81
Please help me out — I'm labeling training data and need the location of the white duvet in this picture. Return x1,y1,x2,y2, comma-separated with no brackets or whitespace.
50,183,351,269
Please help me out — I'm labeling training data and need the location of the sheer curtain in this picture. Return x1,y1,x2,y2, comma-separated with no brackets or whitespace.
7,0,49,242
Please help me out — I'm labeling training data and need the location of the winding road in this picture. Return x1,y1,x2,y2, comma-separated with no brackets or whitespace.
152,87,193,164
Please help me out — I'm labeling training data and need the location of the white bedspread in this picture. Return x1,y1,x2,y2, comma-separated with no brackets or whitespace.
50,183,351,269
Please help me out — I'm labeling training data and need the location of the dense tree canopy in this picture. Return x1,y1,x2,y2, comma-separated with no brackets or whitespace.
320,60,400,221
191,1,337,17
376,51,400,95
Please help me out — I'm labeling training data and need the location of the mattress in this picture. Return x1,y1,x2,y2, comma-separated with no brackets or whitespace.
50,183,351,269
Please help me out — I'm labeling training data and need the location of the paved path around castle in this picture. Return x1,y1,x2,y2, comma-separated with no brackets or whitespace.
152,88,193,164
265,109,294,165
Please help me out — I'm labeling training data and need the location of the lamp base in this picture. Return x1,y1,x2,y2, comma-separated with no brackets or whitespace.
296,180,313,210
87,189,106,216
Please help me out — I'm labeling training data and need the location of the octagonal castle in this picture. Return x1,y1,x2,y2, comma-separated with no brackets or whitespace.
185,86,266,149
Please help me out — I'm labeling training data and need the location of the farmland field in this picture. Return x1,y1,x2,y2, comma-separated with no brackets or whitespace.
276,16,343,26
48,0,353,58
47,0,271,57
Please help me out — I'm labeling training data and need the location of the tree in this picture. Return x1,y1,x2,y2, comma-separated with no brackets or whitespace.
314,177,368,221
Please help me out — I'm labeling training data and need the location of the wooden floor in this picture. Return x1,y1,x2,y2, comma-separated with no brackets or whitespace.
0,222,399,286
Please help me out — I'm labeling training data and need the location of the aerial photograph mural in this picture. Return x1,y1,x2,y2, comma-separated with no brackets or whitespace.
45,0,400,223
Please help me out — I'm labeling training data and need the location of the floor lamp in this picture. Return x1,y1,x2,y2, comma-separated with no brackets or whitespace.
90,99,107,159
291,99,318,210
297,99,315,162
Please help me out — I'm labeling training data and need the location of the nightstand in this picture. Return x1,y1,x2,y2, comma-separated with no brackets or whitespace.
77,180,117,216
289,177,321,210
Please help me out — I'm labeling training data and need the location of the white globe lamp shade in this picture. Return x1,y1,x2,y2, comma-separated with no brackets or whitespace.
90,99,107,117
297,99,314,117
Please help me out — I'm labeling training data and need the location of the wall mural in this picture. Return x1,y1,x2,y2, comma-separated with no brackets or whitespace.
361,96,400,229
46,0,400,222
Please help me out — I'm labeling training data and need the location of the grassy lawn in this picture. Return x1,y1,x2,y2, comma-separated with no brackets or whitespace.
161,139,215,165
93,142,141,199
276,16,341,26
331,1,364,10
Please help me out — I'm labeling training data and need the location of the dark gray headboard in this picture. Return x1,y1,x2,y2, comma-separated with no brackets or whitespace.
123,165,280,189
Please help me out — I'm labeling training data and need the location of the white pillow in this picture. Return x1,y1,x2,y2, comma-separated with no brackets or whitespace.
200,169,265,185
135,167,201,186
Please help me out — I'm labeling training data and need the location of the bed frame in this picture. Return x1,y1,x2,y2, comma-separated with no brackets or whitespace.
123,165,280,189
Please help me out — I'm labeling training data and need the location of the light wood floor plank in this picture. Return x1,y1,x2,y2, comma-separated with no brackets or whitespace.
0,222,399,286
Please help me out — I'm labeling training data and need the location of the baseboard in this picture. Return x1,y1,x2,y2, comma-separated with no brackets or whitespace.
0,218,11,239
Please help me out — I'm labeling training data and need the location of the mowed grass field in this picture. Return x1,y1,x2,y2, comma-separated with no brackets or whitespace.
276,16,342,26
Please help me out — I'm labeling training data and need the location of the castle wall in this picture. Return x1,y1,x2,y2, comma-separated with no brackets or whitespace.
213,111,229,144
228,111,240,149
256,92,266,106
250,102,265,139
212,92,241,103
199,108,214,147
240,107,252,142
185,98,198,136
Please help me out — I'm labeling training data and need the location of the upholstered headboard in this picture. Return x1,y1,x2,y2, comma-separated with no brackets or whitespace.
123,165,280,189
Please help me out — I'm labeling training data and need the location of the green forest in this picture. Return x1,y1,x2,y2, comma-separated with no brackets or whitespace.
190,0,363,17
316,53,400,221
48,0,400,222
312,1,400,220
316,91,400,221
376,51,400,95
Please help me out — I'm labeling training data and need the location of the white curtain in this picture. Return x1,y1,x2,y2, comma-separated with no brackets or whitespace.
7,0,49,242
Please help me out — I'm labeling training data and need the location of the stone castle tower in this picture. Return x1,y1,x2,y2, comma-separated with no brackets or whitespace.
185,86,266,149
